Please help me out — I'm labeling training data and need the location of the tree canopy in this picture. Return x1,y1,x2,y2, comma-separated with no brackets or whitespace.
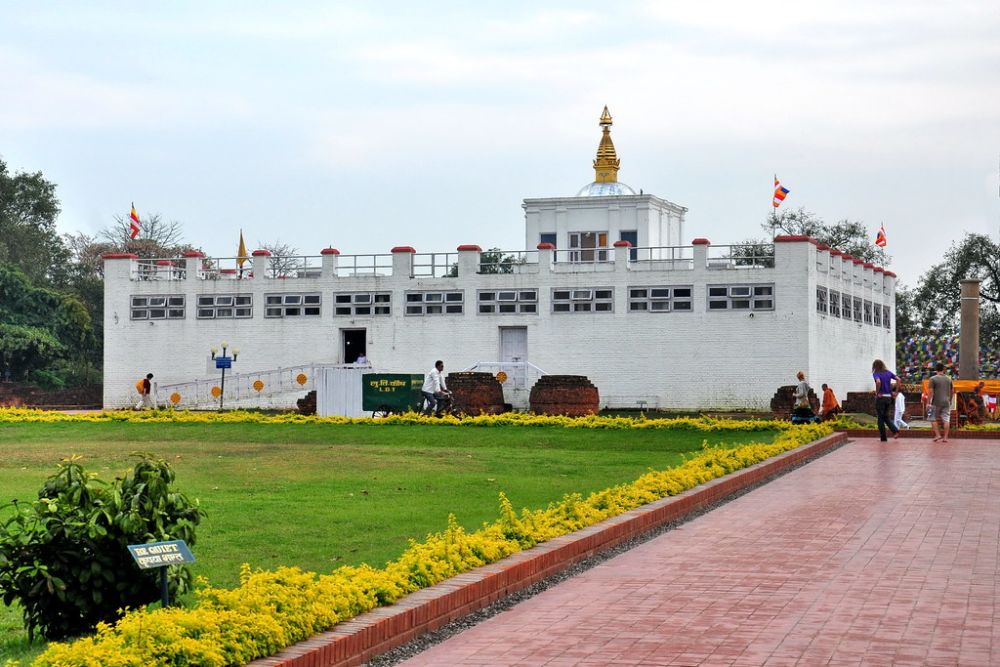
0,157,69,286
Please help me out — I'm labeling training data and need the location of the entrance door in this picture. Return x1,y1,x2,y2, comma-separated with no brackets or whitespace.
499,327,528,388
341,329,367,364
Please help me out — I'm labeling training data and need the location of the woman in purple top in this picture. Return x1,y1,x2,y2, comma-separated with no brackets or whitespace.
872,359,900,442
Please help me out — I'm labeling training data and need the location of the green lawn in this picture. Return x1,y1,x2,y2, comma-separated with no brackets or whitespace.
0,421,777,663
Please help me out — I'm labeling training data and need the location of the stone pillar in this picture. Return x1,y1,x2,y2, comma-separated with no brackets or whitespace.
320,247,340,279
536,242,554,275
692,237,711,269
251,249,271,279
959,279,981,380
183,251,205,281
456,244,481,276
613,240,631,274
391,246,415,278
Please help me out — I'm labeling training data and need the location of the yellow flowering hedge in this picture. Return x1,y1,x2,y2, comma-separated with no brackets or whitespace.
0,407,783,431
21,417,833,667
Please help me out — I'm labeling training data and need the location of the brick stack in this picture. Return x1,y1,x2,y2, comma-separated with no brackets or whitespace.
296,390,317,415
529,375,600,416
842,390,923,419
770,385,820,420
446,372,506,415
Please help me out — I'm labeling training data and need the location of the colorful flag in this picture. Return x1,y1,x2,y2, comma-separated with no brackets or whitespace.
875,224,887,247
237,230,249,268
129,203,141,239
772,176,789,208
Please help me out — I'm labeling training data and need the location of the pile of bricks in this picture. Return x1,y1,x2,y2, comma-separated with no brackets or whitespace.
446,372,506,415
296,390,317,415
769,385,820,420
529,375,600,416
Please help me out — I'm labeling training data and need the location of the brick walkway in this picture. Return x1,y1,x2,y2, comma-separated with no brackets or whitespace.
400,438,1000,666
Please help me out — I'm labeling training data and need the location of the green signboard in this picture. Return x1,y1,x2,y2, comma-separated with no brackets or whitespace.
362,373,425,413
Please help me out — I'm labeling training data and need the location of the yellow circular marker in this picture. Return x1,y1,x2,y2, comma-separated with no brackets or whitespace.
496,371,508,384
169,392,181,404
210,386,222,398
252,380,265,392
296,373,308,386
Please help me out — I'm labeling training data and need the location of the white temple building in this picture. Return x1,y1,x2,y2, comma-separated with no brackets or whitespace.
102,108,897,412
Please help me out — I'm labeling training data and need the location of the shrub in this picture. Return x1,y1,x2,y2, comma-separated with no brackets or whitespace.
0,454,204,641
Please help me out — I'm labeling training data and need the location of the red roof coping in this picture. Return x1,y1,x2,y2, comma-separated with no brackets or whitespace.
773,235,818,245
853,258,864,265
829,249,843,256
220,268,237,274
874,267,885,273
863,262,875,269
456,244,482,252
884,270,897,278
691,238,711,246
102,252,139,260
320,247,340,255
613,240,632,248
536,243,555,250
815,243,830,251
155,259,174,266
391,246,416,253
251,249,271,257
182,250,206,258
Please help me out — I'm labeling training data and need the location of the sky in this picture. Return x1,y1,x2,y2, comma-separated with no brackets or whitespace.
1,1,998,286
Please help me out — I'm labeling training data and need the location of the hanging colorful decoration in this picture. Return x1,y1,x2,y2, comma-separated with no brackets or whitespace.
896,331,1000,383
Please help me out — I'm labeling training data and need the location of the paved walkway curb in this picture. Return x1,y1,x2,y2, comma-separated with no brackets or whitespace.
838,428,1000,440
249,431,847,667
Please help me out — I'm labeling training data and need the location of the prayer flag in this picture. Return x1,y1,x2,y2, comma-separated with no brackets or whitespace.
772,176,789,208
875,224,887,247
237,230,249,268
129,203,141,239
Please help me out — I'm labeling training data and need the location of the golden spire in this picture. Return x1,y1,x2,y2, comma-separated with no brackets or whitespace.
592,105,620,183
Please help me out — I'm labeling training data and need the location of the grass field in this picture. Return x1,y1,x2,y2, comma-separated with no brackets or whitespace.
0,421,778,663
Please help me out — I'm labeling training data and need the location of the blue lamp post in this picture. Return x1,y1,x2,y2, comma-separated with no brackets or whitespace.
210,342,239,410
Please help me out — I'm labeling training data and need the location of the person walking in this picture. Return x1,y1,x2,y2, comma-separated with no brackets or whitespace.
871,359,899,442
136,373,155,410
793,371,811,409
928,362,954,443
893,389,909,430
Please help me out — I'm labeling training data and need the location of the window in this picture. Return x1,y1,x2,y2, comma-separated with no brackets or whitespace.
197,294,252,319
873,302,883,327
620,230,638,261
628,286,693,313
829,290,841,318
334,292,391,316
552,287,613,313
131,295,185,320
842,293,853,321
707,284,775,311
478,290,537,314
405,290,464,315
883,304,891,329
265,293,321,318
853,297,863,322
863,300,873,325
539,232,557,248
816,287,828,314
568,231,609,262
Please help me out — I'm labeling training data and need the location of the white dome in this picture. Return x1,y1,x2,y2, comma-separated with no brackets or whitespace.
576,181,637,196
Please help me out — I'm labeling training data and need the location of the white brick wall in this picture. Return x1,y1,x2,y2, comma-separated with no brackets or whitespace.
103,240,896,411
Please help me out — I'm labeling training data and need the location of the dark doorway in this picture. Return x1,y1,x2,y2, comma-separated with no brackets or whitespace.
342,329,367,363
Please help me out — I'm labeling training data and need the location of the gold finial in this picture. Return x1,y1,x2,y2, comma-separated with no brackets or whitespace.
593,106,620,183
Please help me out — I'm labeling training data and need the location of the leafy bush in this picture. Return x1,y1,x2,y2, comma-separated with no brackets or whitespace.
0,454,204,641
26,369,66,390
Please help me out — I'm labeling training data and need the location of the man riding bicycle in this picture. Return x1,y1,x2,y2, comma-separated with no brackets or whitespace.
421,360,452,416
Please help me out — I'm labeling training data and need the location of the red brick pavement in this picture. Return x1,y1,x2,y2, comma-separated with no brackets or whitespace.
401,438,1000,666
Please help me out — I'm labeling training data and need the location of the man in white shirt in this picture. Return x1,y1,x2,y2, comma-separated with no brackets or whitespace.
421,360,451,416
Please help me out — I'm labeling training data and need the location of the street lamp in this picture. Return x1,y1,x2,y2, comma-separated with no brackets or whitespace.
210,343,239,410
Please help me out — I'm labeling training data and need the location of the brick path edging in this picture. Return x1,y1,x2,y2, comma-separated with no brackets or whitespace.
837,428,1000,440
248,431,848,667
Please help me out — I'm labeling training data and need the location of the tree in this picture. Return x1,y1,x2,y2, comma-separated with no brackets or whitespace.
908,233,1000,346
0,157,70,286
258,240,302,278
0,264,93,380
761,207,891,265
477,248,524,274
